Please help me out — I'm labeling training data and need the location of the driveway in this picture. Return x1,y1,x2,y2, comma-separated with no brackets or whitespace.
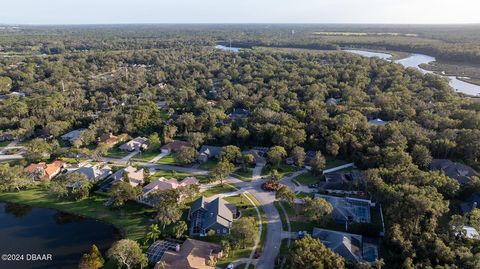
149,152,169,163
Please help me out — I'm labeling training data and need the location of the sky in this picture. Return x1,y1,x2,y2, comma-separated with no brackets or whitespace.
1,0,479,25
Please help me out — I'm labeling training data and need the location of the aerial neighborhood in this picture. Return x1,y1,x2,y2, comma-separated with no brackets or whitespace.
1,23,480,269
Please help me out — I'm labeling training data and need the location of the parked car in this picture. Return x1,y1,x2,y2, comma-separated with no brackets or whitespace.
227,263,234,269
308,183,319,189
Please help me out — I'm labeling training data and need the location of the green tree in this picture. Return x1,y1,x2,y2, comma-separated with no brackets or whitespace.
175,146,197,165
411,144,432,169
291,146,306,167
107,239,147,269
0,164,31,192
145,224,161,245
173,221,188,238
267,146,287,167
276,185,296,205
290,235,345,269
79,244,104,269
0,76,12,94
108,181,141,207
147,132,161,152
211,160,235,185
231,217,259,247
25,139,55,163
302,197,333,223
310,151,326,175
220,145,242,163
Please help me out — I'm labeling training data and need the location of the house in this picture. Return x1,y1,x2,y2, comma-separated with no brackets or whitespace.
156,101,168,109
148,239,223,269
227,108,250,120
312,228,379,263
97,133,127,147
99,165,145,192
197,145,222,163
189,196,235,236
322,170,365,194
460,192,480,215
0,132,14,142
73,163,112,182
61,129,85,144
161,140,191,154
325,97,341,105
119,137,148,152
305,150,317,164
240,149,266,165
457,226,480,240
368,118,388,125
430,159,478,185
315,194,374,224
24,160,66,180
139,177,199,206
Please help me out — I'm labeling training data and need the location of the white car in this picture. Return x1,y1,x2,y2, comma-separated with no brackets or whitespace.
226,264,234,269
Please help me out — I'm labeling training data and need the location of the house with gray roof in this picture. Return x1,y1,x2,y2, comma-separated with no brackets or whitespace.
197,145,222,163
312,228,379,263
61,129,85,144
73,163,112,182
188,196,235,236
430,159,478,185
368,118,388,125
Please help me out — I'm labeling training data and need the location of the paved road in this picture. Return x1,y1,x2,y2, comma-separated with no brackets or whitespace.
0,154,24,161
101,150,140,164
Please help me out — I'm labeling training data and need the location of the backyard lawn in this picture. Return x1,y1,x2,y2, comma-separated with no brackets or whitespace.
0,187,155,241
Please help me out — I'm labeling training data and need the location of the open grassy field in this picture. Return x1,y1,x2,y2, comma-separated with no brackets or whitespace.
0,187,155,241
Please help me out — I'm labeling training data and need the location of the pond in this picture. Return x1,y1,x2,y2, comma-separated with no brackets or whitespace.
215,44,241,52
345,49,480,96
0,202,121,269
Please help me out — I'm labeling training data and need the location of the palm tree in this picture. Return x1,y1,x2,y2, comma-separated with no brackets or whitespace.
145,224,161,245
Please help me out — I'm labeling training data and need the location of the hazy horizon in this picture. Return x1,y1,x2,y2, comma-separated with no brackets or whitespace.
2,0,480,25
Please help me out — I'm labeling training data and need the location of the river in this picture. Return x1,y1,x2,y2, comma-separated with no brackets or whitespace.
0,202,121,269
345,49,480,96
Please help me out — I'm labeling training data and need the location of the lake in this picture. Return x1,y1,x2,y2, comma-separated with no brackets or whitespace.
345,49,480,96
215,44,241,52
0,202,121,269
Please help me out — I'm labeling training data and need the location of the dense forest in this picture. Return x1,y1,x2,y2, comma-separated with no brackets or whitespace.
1,25,480,268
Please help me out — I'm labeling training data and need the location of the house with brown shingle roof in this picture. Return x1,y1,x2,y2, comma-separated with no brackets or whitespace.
161,140,191,154
155,239,223,269
97,133,127,147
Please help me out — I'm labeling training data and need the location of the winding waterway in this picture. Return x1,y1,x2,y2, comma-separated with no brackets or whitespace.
345,49,480,96
0,202,121,269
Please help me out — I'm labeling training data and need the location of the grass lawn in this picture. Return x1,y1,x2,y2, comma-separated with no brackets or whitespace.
200,184,237,198
274,238,291,269
294,172,320,185
274,201,289,231
198,159,218,170
261,164,298,179
104,147,130,158
0,187,155,241
0,140,10,148
148,170,210,184
231,167,253,181
156,154,177,165
244,192,267,256
131,150,161,162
